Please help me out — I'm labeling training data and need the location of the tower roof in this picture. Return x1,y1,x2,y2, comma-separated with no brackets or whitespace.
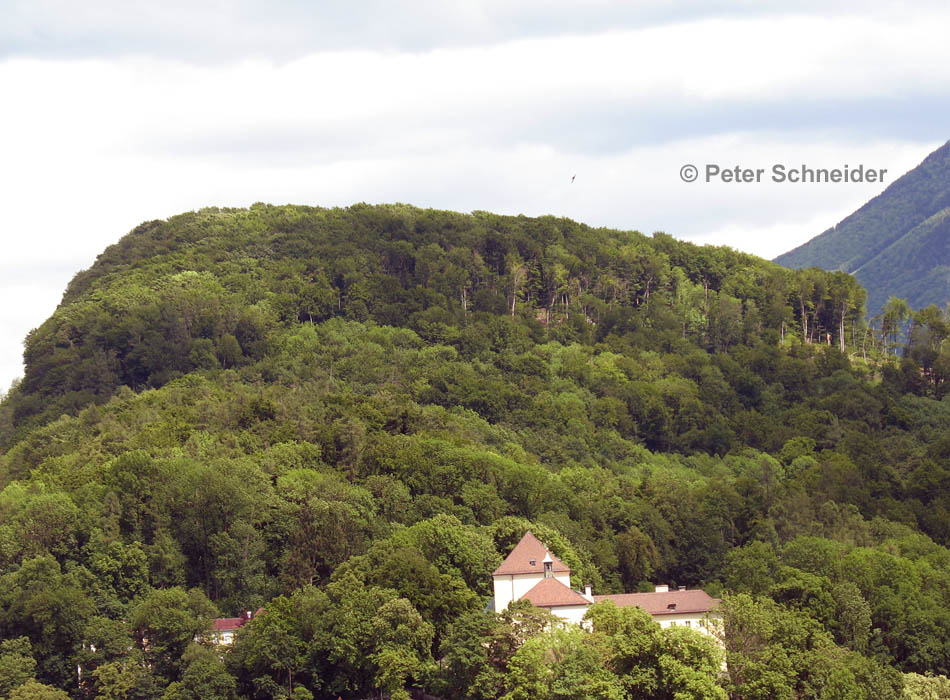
492,531,571,576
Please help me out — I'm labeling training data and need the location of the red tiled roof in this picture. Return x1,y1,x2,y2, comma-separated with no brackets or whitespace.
213,617,247,632
492,531,571,576
593,589,720,615
212,608,263,633
521,578,591,607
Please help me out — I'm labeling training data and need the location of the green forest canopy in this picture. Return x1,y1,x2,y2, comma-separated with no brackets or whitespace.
2,203,950,700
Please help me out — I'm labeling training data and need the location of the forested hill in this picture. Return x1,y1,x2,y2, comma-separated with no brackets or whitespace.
3,202,866,442
774,140,950,314
4,203,950,700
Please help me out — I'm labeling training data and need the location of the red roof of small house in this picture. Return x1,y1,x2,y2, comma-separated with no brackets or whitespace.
213,617,247,632
493,531,571,576
212,608,263,633
593,589,720,616
520,578,591,608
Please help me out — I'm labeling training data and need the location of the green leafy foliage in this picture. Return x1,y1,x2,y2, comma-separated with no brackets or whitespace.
5,679,71,700
0,203,949,698
0,637,36,697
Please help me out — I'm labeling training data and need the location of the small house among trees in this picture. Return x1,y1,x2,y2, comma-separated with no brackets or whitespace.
209,608,262,646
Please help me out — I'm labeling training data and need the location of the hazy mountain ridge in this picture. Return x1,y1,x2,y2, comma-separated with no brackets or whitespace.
775,141,950,313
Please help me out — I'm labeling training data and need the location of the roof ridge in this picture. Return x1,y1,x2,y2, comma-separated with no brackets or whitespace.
520,577,590,607
592,589,720,615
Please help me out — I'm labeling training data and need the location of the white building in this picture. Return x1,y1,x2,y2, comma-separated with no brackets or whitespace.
491,531,593,625
492,531,720,635
208,608,262,645
593,585,722,638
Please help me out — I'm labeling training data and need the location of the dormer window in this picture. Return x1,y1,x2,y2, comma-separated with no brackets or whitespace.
667,602,676,610
529,559,536,566
544,561,553,578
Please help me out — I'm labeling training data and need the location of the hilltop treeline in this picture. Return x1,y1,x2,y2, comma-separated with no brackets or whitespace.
0,204,949,700
6,203,866,440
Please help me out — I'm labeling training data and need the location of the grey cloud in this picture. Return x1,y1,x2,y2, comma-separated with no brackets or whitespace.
135,92,950,168
3,0,947,61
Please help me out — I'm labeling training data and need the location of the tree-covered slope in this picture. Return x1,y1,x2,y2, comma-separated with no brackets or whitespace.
4,202,866,444
3,203,950,700
775,141,950,314
854,208,950,313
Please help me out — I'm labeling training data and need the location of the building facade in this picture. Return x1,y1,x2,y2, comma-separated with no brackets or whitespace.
491,531,720,635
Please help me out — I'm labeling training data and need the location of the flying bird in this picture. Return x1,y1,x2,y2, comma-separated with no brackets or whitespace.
571,174,576,183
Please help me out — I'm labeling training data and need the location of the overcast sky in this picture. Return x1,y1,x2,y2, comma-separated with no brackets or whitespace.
1,1,948,394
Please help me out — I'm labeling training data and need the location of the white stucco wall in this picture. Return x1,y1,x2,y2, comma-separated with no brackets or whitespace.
654,612,722,638
546,604,589,626
492,577,509,612
209,630,236,646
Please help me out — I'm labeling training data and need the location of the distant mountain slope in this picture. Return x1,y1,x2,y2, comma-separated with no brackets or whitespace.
774,141,950,313
854,208,950,312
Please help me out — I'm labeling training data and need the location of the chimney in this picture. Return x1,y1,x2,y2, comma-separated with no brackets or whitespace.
584,585,593,602
655,584,669,593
